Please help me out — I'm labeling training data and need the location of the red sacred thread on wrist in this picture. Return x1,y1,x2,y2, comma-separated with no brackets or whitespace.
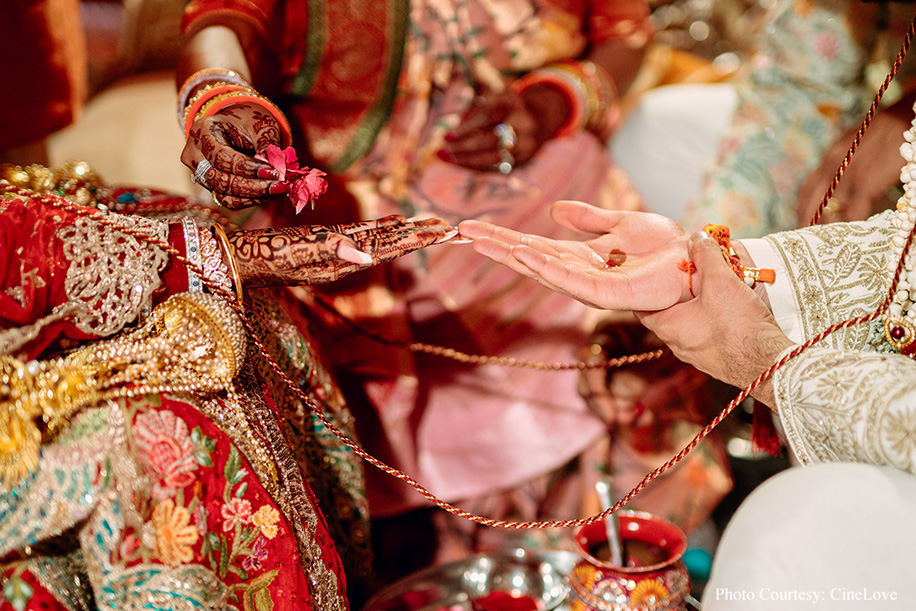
676,259,697,298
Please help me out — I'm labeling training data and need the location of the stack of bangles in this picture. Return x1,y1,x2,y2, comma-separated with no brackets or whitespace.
510,59,618,137
177,67,293,146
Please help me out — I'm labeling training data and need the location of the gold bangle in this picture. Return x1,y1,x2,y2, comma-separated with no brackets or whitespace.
210,223,244,307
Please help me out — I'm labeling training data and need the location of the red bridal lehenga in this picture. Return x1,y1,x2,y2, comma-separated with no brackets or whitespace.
0,164,374,611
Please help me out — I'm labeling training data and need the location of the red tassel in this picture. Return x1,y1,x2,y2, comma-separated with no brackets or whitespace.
751,400,783,456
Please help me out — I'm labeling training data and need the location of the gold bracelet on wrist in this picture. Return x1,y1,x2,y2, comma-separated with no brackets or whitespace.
210,223,244,307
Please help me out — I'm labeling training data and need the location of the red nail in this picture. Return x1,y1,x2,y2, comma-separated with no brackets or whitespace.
437,149,455,163
444,131,457,142
269,182,290,194
258,167,279,179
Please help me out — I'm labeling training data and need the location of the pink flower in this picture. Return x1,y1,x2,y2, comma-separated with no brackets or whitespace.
255,144,329,214
132,410,197,499
256,144,301,182
194,503,210,537
289,168,328,214
221,497,252,532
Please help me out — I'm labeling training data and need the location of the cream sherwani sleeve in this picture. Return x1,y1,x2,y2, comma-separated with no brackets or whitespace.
739,211,916,475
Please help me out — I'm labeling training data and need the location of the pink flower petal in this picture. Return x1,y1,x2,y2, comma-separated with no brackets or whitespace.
257,144,303,182
283,146,300,170
289,168,328,214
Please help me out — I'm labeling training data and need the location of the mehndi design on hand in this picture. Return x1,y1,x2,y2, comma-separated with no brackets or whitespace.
227,217,455,287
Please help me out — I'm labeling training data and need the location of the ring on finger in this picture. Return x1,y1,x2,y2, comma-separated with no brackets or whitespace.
193,159,213,188
494,123,516,175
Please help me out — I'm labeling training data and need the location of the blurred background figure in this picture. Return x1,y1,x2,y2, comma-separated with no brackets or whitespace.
0,0,88,165
613,0,916,237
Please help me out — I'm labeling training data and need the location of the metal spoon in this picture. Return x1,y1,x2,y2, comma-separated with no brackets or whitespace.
594,479,624,567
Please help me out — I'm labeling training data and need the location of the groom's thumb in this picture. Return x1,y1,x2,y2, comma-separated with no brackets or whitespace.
687,229,729,271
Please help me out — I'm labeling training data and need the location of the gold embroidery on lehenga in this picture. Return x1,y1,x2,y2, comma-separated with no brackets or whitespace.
205,363,347,611
0,201,170,356
0,292,245,490
18,554,93,611
58,213,169,336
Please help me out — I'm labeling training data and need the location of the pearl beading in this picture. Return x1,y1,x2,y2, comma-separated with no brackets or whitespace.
884,110,916,351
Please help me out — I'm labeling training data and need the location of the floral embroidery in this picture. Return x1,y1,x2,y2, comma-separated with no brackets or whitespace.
118,532,141,561
151,498,199,566
133,410,198,499
885,410,916,465
191,425,217,468
221,498,252,532
197,445,281,601
2,572,33,611
242,536,268,572
195,503,210,537
251,505,280,540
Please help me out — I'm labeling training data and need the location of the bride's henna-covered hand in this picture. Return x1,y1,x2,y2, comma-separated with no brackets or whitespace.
228,216,456,286
458,200,693,311
181,102,290,211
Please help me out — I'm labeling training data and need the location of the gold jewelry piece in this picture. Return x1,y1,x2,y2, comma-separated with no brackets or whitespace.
884,314,916,351
198,226,232,293
0,161,103,208
211,223,244,306
0,292,246,490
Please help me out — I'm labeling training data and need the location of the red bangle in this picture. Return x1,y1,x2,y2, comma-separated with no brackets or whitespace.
177,68,251,126
512,70,586,137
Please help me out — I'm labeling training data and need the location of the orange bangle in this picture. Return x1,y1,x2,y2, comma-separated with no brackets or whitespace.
512,69,586,138
177,68,251,126
182,83,250,134
191,91,293,147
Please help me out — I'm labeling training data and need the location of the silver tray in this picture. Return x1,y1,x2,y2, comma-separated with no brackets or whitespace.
362,549,579,611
